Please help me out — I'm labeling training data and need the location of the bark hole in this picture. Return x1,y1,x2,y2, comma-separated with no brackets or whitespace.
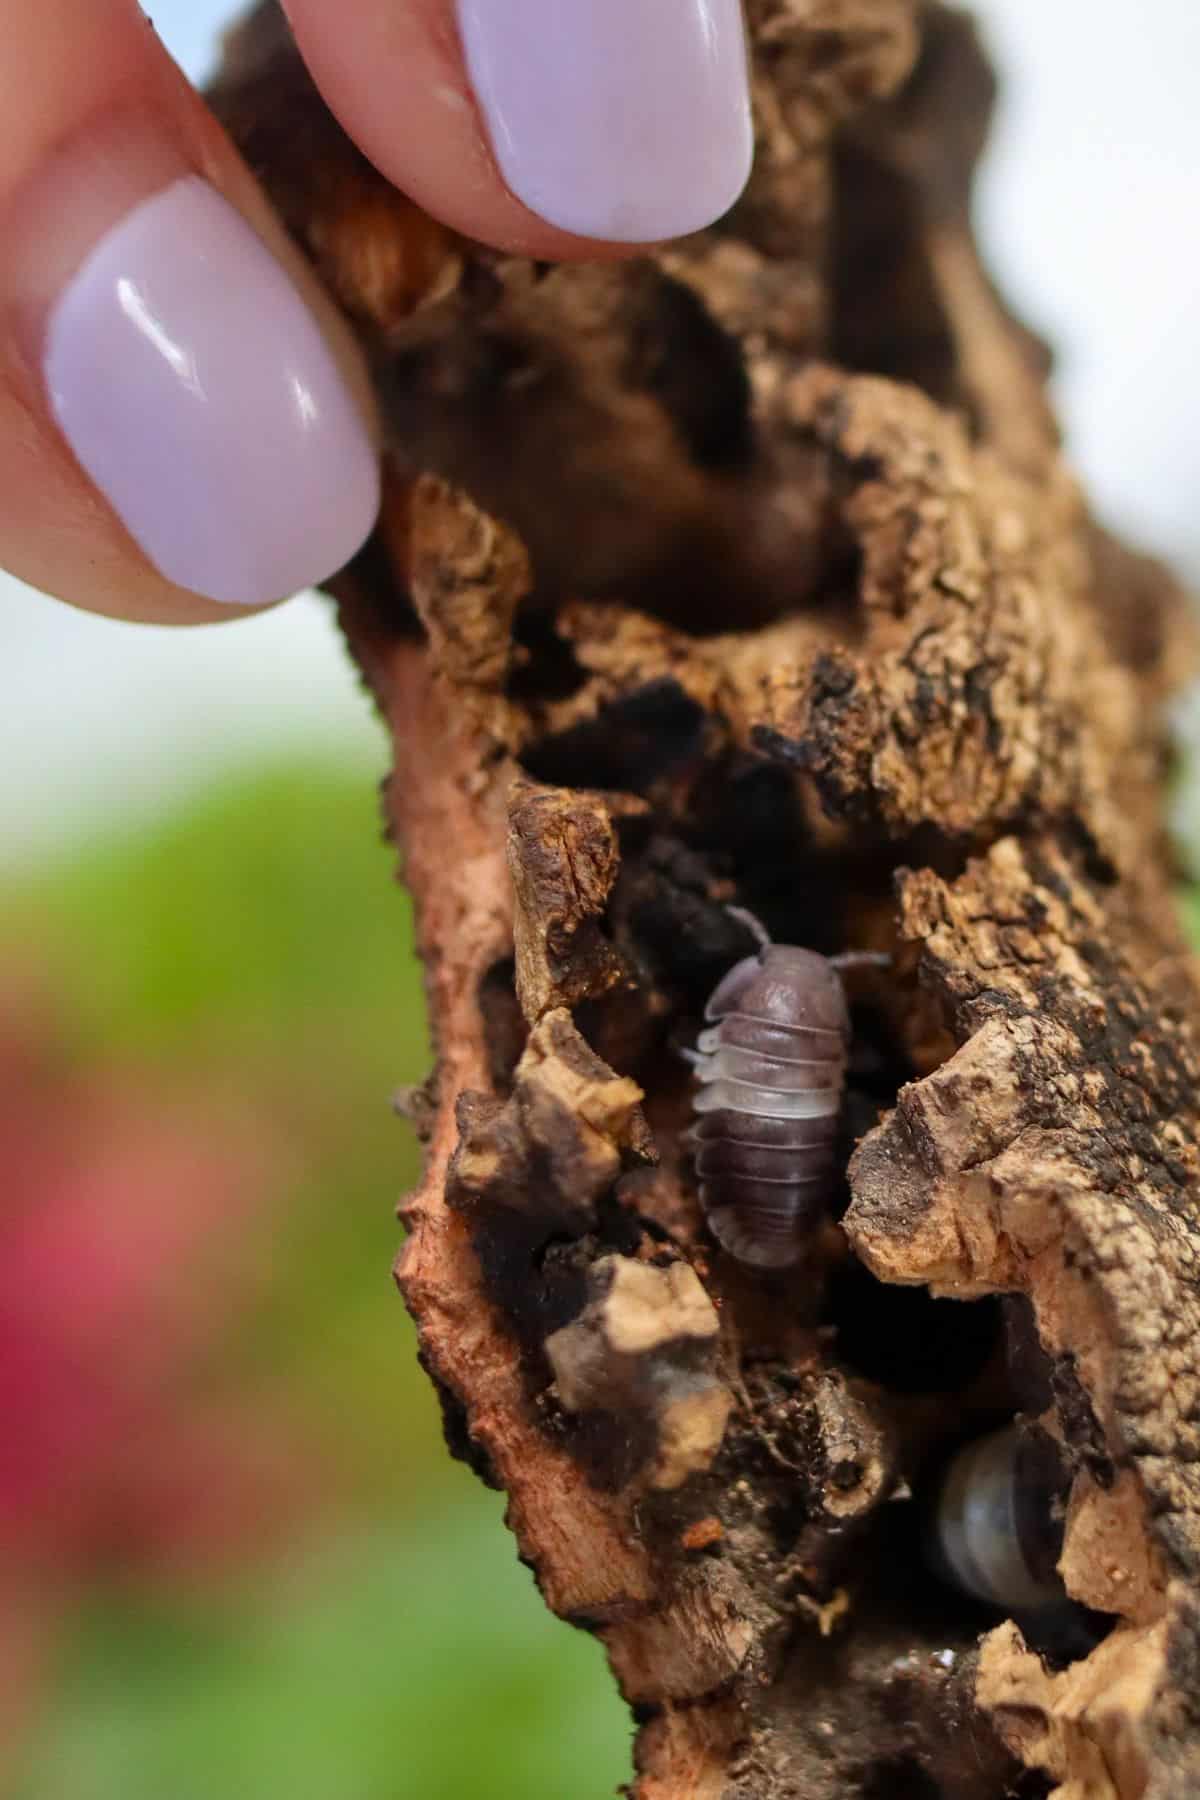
519,682,708,793
827,1267,1002,1395
857,1757,943,1800
506,611,589,707
477,958,525,1094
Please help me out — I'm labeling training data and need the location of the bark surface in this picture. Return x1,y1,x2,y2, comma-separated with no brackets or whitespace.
212,6,1200,1795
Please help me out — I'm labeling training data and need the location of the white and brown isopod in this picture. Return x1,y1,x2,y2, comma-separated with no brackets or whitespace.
687,910,886,1269
930,1424,1068,1613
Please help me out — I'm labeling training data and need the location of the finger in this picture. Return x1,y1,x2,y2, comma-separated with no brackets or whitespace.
282,0,755,255
0,0,380,623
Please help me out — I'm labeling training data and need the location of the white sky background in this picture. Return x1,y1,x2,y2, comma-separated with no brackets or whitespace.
2,0,1198,864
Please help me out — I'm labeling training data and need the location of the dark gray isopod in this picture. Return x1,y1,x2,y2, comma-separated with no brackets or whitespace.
931,1424,1069,1613
688,911,883,1269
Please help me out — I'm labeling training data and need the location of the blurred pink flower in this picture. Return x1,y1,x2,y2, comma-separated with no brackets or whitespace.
0,1009,311,1584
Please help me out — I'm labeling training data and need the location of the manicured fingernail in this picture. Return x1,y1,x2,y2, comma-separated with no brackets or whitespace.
43,176,379,606
456,0,754,243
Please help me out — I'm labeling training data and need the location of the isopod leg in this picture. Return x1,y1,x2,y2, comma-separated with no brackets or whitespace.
726,905,772,952
829,950,892,973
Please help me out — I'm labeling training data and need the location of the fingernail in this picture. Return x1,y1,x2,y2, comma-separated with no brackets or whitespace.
43,176,379,606
457,0,754,243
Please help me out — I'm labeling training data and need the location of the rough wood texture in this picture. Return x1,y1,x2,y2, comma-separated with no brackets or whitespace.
213,5,1200,1795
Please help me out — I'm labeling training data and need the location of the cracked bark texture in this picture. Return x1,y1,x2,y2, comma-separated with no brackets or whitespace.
212,5,1200,1796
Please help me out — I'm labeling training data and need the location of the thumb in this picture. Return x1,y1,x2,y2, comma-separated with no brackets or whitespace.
0,0,379,622
283,0,754,252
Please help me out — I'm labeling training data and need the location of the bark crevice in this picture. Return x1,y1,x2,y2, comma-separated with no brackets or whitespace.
212,5,1200,1794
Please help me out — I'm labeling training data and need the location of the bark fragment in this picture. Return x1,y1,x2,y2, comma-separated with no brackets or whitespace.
213,4,1200,1795
546,1257,733,1492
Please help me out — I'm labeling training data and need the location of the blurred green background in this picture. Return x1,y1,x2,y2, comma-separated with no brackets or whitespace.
5,706,1198,1800
1,754,629,1799
4,2,1198,1793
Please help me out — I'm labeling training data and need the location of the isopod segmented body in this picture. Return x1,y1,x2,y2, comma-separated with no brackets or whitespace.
929,1425,1068,1614
689,912,880,1269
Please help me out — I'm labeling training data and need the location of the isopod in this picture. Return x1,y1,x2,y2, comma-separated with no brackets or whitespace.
687,909,885,1269
929,1424,1068,1613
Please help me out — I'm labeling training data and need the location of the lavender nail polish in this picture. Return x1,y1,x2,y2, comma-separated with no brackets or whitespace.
457,0,754,243
43,177,379,606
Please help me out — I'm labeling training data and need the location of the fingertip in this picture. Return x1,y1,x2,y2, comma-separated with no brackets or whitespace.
0,1,381,622
40,172,381,608
282,0,754,258
457,0,754,244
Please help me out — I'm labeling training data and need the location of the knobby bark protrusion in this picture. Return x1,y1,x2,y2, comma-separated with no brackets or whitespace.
212,4,1200,1794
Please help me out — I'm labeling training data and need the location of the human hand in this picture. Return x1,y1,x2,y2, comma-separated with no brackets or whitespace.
1,0,753,624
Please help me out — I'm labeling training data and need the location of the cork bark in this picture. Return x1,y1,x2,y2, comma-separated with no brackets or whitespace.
212,5,1200,1795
